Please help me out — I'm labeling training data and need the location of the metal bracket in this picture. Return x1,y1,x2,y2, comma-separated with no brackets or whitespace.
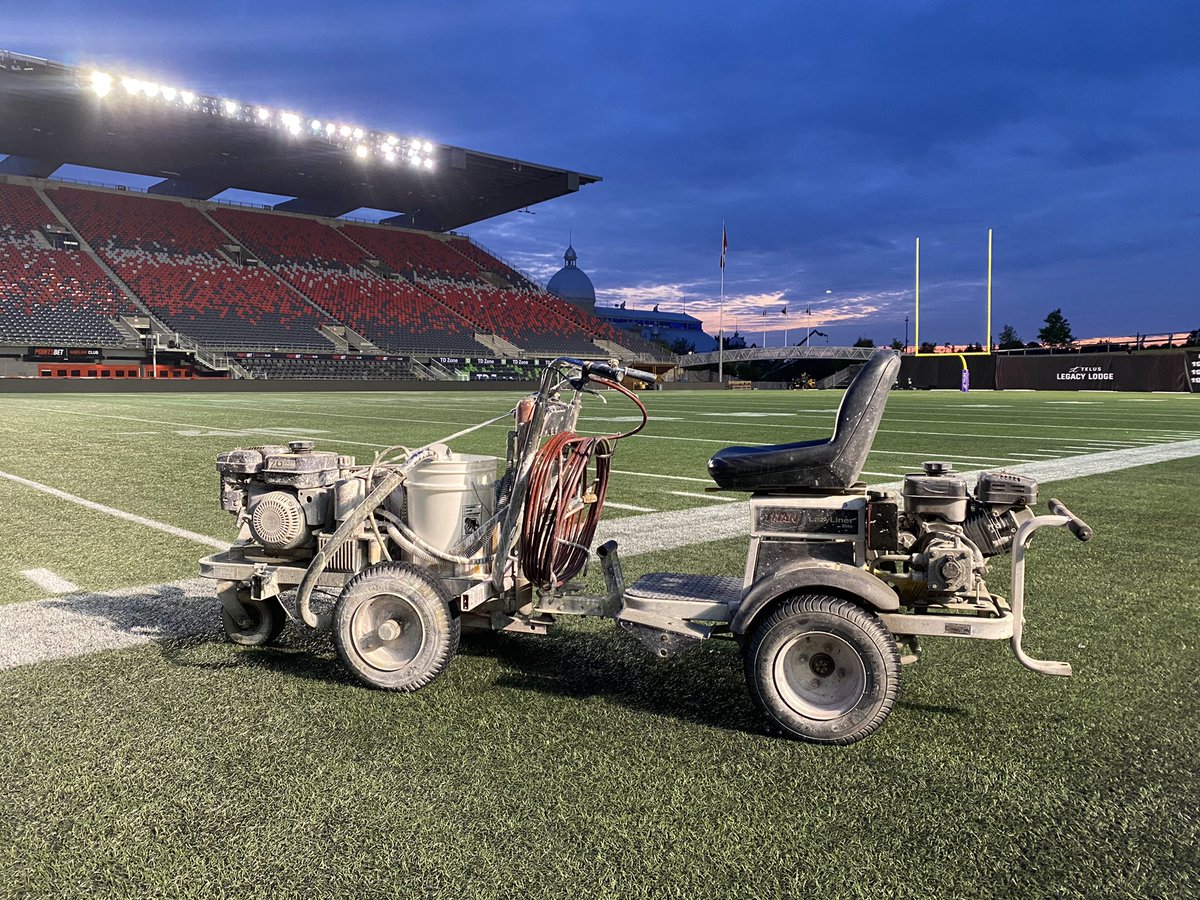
615,607,711,659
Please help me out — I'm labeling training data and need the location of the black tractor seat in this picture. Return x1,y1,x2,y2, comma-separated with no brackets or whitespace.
706,350,901,493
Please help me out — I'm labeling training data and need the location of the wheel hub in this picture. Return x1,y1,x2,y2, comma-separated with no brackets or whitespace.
773,631,867,721
349,592,425,672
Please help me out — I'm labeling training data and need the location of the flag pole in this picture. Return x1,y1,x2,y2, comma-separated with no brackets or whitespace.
718,221,726,383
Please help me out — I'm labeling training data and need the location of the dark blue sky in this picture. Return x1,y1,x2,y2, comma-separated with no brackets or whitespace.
7,1,1199,346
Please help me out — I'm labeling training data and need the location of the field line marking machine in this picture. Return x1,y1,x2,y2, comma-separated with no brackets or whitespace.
198,351,1094,744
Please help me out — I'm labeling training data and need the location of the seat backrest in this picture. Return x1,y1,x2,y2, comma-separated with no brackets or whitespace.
825,350,902,486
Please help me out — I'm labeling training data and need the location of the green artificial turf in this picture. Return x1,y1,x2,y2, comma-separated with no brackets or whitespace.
0,387,1197,898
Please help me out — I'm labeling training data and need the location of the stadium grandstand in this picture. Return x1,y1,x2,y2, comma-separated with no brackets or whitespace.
0,49,679,381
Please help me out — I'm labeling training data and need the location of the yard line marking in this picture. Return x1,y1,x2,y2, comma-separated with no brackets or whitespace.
112,431,159,435
21,569,79,594
861,470,903,478
605,501,658,512
0,470,228,551
669,491,736,502
611,469,713,484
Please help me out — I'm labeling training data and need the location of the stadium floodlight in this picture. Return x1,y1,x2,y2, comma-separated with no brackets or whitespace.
280,112,300,129
310,118,321,130
122,76,140,95
256,107,271,122
325,122,336,135
339,125,351,138
180,90,195,106
355,145,369,159
223,99,239,115
89,71,112,97
423,141,433,153
386,135,398,146
409,155,421,167
423,157,434,170
143,82,160,98
161,86,177,102
383,149,396,163
352,127,364,139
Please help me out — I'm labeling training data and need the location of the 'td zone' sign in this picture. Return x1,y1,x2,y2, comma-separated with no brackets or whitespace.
1188,352,1200,392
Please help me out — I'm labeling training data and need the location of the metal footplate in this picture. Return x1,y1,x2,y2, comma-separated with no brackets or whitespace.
616,572,742,658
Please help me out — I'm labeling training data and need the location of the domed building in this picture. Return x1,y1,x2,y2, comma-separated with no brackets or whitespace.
546,244,596,313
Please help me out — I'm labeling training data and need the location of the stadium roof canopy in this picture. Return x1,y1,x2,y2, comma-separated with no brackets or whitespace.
0,50,600,231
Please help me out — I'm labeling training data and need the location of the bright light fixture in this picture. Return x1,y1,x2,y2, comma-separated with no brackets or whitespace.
311,118,322,130
256,107,271,122
355,145,369,159
122,77,140,95
352,128,364,140
423,157,434,169
223,99,239,115
143,83,160,98
383,150,396,162
423,141,433,153
325,122,336,135
386,135,398,146
161,86,177,102
280,112,300,129
409,156,421,167
89,71,113,98
339,125,351,138
180,90,195,105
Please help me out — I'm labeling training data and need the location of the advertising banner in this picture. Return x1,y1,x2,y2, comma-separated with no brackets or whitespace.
995,353,1189,392
1188,351,1200,393
25,347,102,362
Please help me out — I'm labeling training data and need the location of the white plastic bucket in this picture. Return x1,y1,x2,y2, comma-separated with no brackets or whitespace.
405,453,498,554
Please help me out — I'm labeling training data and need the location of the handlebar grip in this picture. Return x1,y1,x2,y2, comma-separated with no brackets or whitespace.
622,366,657,385
1048,498,1094,542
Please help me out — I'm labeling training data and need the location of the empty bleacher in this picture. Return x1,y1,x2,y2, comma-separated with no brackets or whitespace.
0,183,133,346
52,188,335,350
235,354,419,380
213,209,488,355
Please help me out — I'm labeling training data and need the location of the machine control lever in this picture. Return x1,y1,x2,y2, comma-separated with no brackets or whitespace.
1048,498,1094,542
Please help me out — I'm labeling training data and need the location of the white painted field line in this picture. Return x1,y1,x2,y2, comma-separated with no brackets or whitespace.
3,438,1200,674
0,470,227,551
861,470,904,478
21,569,80,594
605,501,657,512
596,438,1200,556
611,469,713,484
670,491,736,502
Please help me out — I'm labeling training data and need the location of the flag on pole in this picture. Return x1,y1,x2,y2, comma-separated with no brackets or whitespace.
805,306,812,315
781,305,787,315
720,225,728,270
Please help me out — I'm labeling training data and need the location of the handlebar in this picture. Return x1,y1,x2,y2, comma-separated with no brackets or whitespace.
581,360,657,385
1047,498,1094,542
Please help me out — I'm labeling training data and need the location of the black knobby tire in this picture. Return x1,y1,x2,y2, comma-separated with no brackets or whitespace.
744,593,901,745
332,562,460,691
221,594,288,647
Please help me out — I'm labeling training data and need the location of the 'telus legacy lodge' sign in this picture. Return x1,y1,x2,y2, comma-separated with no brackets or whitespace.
996,353,1191,392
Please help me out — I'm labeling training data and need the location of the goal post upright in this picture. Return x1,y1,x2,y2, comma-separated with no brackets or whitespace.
912,229,994,358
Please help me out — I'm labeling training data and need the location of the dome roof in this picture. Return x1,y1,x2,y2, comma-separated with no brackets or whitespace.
547,265,595,302
547,243,595,303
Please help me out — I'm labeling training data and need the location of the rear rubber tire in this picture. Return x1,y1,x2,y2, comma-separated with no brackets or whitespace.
221,594,288,647
333,562,460,691
744,593,901,745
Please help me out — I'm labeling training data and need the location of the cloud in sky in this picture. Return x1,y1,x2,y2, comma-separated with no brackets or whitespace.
6,0,1197,344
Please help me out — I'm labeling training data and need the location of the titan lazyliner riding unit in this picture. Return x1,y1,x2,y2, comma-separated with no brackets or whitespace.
198,351,1094,744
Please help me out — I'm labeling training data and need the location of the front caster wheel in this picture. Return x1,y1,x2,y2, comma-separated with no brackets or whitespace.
221,593,288,647
744,594,901,745
333,563,460,691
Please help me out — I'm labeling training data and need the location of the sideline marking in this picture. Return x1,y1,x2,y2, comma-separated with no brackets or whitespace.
605,501,657,512
21,569,79,594
4,439,1200,674
0,470,228,551
670,491,735,502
